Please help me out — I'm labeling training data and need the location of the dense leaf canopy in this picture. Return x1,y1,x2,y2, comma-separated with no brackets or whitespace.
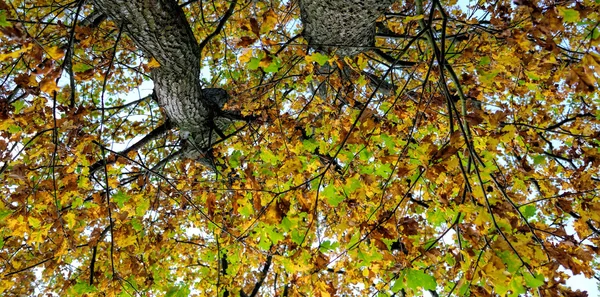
0,0,600,296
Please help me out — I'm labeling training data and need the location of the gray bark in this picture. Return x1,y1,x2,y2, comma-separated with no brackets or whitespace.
92,0,393,169
300,0,394,56
93,0,230,155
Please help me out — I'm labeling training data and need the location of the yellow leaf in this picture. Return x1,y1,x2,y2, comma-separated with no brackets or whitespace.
28,216,41,229
7,216,27,237
0,280,15,293
261,9,278,33
0,44,33,61
116,234,137,247
39,78,59,94
108,177,120,189
28,229,45,244
583,55,600,76
46,46,65,60
64,212,77,228
239,49,253,64
405,14,425,22
147,57,161,69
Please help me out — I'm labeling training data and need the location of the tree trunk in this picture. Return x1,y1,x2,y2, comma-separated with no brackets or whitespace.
93,0,228,152
92,0,391,153
299,0,394,56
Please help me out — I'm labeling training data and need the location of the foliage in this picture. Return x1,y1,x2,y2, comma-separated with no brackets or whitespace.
1,0,600,296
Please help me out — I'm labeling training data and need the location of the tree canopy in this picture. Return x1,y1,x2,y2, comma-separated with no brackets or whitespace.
1,0,600,296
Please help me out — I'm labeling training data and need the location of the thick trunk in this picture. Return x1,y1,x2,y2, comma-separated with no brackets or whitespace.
93,0,228,151
92,0,391,158
299,0,394,56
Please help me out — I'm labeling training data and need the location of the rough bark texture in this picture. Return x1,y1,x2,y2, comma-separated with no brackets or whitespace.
299,0,394,56
92,0,392,162
93,0,229,153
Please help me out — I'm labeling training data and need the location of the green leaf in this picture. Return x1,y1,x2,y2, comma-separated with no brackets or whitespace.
11,100,25,113
291,229,304,244
427,208,446,227
258,236,271,250
0,10,9,28
247,57,261,70
592,28,600,40
495,283,510,295
131,218,143,232
521,205,536,219
28,216,41,228
113,190,130,208
239,200,254,217
263,59,280,73
498,251,520,273
525,70,540,81
480,69,500,85
343,177,362,194
73,63,94,72
266,227,285,245
280,216,293,232
165,284,190,297
230,150,242,168
0,209,12,220
260,149,279,165
319,240,339,253
322,184,344,207
406,269,437,290
374,163,392,177
73,282,97,294
302,138,318,152
307,52,329,66
391,278,405,292
346,232,360,249
8,125,21,134
423,238,437,251
509,276,526,297
532,154,546,165
558,8,580,23
479,56,491,66
135,198,150,216
458,283,469,296
523,273,544,288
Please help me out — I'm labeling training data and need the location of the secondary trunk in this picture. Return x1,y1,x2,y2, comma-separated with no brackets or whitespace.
300,0,394,56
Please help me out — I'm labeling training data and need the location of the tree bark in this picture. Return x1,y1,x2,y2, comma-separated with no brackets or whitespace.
299,0,394,56
92,0,393,156
93,0,229,152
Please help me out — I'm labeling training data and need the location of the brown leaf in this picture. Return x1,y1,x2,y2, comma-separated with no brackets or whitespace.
249,18,260,37
237,36,257,47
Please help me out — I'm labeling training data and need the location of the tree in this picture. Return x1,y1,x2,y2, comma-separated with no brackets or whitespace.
0,0,599,295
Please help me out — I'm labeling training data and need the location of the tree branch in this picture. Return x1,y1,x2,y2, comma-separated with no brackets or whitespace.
198,0,238,53
249,254,273,297
88,120,173,176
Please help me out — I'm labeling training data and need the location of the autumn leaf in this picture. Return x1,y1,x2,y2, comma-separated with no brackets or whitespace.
558,7,580,23
261,9,278,34
305,52,330,66
249,17,260,37
39,77,59,94
0,10,9,27
0,43,32,61
45,46,64,60
237,36,257,47
147,57,160,69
